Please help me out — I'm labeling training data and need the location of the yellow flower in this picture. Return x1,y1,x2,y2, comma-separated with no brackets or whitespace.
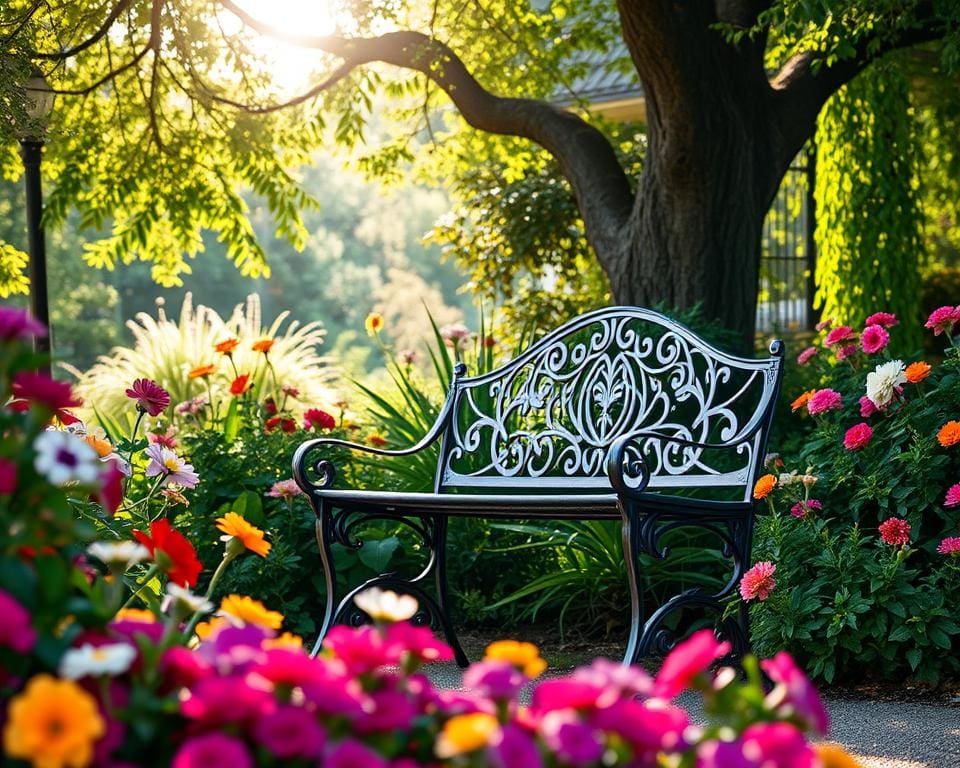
220,594,284,630
752,473,777,500
113,608,157,624
3,674,105,768
265,632,304,650
365,312,384,336
484,639,547,677
195,616,229,640
216,511,271,557
815,744,864,768
435,712,500,758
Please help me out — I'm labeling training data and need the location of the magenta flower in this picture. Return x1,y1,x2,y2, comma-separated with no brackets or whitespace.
824,325,856,346
0,306,47,341
144,443,199,488
323,624,401,675
0,589,37,653
790,499,822,518
760,651,829,734
740,722,817,768
569,658,653,704
925,305,960,336
843,422,873,451
540,710,604,766
796,346,817,365
814,318,833,332
180,676,275,726
865,311,898,328
835,343,859,361
303,408,336,431
125,378,171,416
253,705,326,759
12,371,82,413
652,629,730,699
740,561,776,601
878,517,911,546
354,688,416,734
0,458,18,495
385,622,455,664
806,389,842,415
325,739,389,768
531,678,604,713
267,479,304,499
463,660,526,700
937,537,960,555
859,395,878,417
491,724,544,768
696,739,751,768
944,484,960,508
590,699,688,757
172,733,253,768
860,324,890,354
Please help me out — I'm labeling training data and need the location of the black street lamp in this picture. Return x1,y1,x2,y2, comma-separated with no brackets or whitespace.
19,70,55,370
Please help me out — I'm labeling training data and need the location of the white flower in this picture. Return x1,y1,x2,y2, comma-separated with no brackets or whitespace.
354,587,418,622
59,642,137,679
865,360,907,408
33,430,100,486
164,583,213,615
88,541,150,570
778,471,799,487
801,474,818,488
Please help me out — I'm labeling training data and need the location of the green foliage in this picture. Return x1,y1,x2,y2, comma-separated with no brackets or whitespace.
751,317,960,682
814,63,925,352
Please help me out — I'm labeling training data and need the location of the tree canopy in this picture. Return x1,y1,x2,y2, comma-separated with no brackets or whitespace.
2,1,959,342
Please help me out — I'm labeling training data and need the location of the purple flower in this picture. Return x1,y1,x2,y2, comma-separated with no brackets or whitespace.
386,622,455,664
570,658,653,704
540,710,604,766
144,443,199,488
125,378,171,416
172,733,253,768
325,738,389,768
462,660,526,700
760,652,829,734
354,688,416,734
0,589,36,653
0,307,46,341
253,705,326,759
696,739,752,768
490,724,543,768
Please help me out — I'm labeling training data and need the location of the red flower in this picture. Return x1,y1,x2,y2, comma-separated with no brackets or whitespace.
97,460,125,516
843,423,873,451
263,397,278,416
281,418,297,433
12,372,82,414
264,416,282,433
652,629,730,699
230,375,252,396
132,519,203,586
125,378,171,417
303,408,336,431
878,517,911,547
0,458,18,495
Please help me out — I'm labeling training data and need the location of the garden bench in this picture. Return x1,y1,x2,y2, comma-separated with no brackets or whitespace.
293,307,784,666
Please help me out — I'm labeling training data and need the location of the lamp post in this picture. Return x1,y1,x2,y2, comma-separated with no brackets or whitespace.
19,70,55,370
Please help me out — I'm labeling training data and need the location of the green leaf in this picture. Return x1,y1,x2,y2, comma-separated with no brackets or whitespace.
357,536,400,572
906,648,922,671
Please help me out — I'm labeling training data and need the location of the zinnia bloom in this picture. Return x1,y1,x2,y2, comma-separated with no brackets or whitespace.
878,517,911,546
937,421,960,447
860,324,889,355
865,360,906,408
815,743,863,768
905,361,931,383
843,423,873,451
125,378,171,416
304,408,336,430
435,713,500,758
253,706,326,760
0,306,47,341
806,389,842,415
815,318,833,332
12,371,82,414
924,305,960,336
365,313,384,336
230,374,252,396
484,639,547,677
652,629,730,699
790,390,816,412
216,511,271,557
219,594,284,630
2,674,105,768
267,479,304,499
859,395,878,418
752,473,777,500
824,325,856,346
215,338,239,354
144,443,199,488
865,312,898,328
188,364,216,379
252,339,274,354
796,347,818,365
836,344,858,361
944,484,960,508
441,322,473,349
937,537,960,555
761,651,829,734
740,561,776,601
790,499,822,518
133,519,203,587
173,733,253,768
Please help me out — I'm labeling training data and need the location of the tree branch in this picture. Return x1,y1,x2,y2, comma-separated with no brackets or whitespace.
32,0,135,59
216,0,634,253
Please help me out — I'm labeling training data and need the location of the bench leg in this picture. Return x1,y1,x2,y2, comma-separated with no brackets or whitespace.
619,501,646,666
310,501,339,657
431,515,470,668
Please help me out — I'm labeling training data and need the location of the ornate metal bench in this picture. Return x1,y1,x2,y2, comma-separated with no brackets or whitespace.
293,307,784,666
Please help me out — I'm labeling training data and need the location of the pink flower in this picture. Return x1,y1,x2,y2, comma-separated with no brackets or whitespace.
12,371,82,414
824,325,856,346
147,427,178,449
836,343,859,361
878,517,911,546
144,444,199,488
925,305,960,336
815,318,833,332
944,484,960,508
97,459,126,515
253,705,326,759
531,679,604,713
740,722,817,768
859,396,878,417
865,311,898,328
806,389,842,415
385,623,454,665
843,423,873,451
0,589,36,653
303,408,336,431
569,658,653,703
354,688,416,734
760,651,829,734
491,724,543,768
796,346,818,365
860,324,890,354
652,629,730,699
540,710,604,766
0,458,18,495
463,661,526,700
325,739,389,768
589,699,689,757
323,625,402,675
790,499,822,518
180,676,275,727
740,561,776,601
267,479,304,499
937,537,960,555
173,733,253,768
125,378,171,416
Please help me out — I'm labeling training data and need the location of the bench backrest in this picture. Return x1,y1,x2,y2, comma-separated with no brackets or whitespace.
436,307,784,502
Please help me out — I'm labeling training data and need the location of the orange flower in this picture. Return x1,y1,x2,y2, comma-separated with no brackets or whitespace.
230,374,252,396
905,361,931,384
484,640,547,677
219,595,284,630
252,339,274,354
752,473,777,500
188,364,216,379
215,338,239,354
937,421,960,447
815,744,863,768
216,511,271,557
84,434,113,458
790,390,816,412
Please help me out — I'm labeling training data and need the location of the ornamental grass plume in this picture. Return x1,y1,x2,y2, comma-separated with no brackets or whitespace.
740,561,777,601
